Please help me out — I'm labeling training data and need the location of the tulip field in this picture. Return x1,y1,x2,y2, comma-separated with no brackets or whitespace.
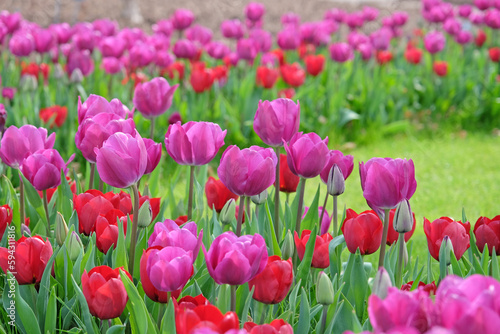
2,0,500,333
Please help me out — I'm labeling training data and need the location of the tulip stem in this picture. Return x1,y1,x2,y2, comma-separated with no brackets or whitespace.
246,196,251,222
150,117,155,140
236,196,245,237
19,174,25,228
294,178,306,234
88,163,95,190
188,165,195,221
43,190,50,236
319,192,328,233
274,146,280,240
378,208,391,268
395,233,405,289
333,195,338,237
230,285,236,313
157,301,165,330
319,305,328,334
99,179,104,192
128,183,140,277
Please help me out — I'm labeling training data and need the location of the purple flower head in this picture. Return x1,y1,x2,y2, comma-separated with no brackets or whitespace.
283,132,329,179
253,98,300,147
133,77,179,119
20,149,73,191
148,219,203,260
146,246,193,292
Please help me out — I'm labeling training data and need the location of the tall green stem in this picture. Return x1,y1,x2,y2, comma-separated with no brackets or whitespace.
395,233,405,288
378,208,391,268
19,174,25,227
89,163,95,190
332,195,338,237
150,117,155,140
273,146,280,240
43,190,50,236
319,192,328,232
319,305,328,334
236,196,245,237
128,184,140,277
294,178,306,234
230,285,236,313
246,196,251,222
188,165,195,220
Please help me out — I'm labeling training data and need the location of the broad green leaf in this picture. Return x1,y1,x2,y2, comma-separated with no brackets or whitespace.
294,288,310,334
161,300,176,334
44,286,57,334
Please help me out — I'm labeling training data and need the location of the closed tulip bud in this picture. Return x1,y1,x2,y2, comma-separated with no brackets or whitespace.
20,74,38,91
68,231,83,261
372,267,392,299
220,198,236,225
251,189,268,205
70,68,84,83
439,236,453,266
137,200,153,228
316,271,334,305
55,212,68,246
393,199,413,233
281,230,294,260
327,164,345,196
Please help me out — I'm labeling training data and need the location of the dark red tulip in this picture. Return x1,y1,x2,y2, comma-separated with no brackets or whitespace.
0,236,53,285
163,61,185,80
177,294,210,309
248,255,293,304
433,61,448,77
256,66,279,89
140,247,182,303
489,47,500,62
95,209,127,254
386,208,416,246
475,29,487,47
244,319,294,334
280,63,305,87
304,54,325,76
205,176,239,213
103,191,160,223
474,215,500,255
298,43,316,59
190,62,214,93
0,204,13,240
81,265,132,319
404,48,423,64
276,153,300,193
175,304,239,334
294,230,333,268
401,280,437,296
270,49,285,66
74,190,115,235
342,209,383,255
423,216,470,261
39,105,68,128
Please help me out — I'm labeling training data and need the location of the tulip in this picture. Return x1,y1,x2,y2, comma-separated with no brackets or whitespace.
280,63,306,87
153,19,173,37
168,112,182,125
74,190,114,235
342,210,383,255
329,43,353,63
173,39,197,60
0,236,53,285
174,215,188,226
302,206,331,235
386,207,416,246
0,104,6,137
253,99,300,147
95,209,127,254
405,48,423,64
172,9,195,31
294,230,333,268
316,271,334,305
284,132,329,179
474,215,500,255
0,205,13,240
475,29,487,47
0,11,21,33
186,24,213,46
20,148,71,192
103,191,160,223
376,51,393,65
221,19,244,39
206,41,231,59
424,31,446,54
256,66,279,89
39,105,67,128
236,38,258,61
66,49,94,78
248,255,293,304
245,2,265,22
205,176,239,213
32,28,54,54
358,43,373,61
489,47,500,62
433,61,448,77
189,63,214,93
401,281,437,295
249,29,272,53
175,304,239,334
277,28,301,50
77,94,130,124
276,153,300,194
455,30,472,45
459,5,472,17
305,54,325,76
244,319,293,333
2,87,16,100
9,32,35,57
373,267,392,299
148,219,203,260
99,36,126,58
146,246,193,292
129,43,155,69
81,266,131,320
142,138,161,174
133,77,179,121
424,217,470,261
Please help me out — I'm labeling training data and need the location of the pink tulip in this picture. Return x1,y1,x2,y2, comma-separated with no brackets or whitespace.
133,77,178,119
217,145,277,197
99,36,126,58
236,38,258,61
277,27,301,50
102,57,123,74
129,43,155,68
93,19,118,37
148,219,203,260
0,125,55,168
476,0,492,10
154,51,175,68
320,150,354,184
358,43,373,61
165,121,226,166
249,29,272,53
1,87,16,100
424,31,446,54
49,22,72,44
329,42,354,62
143,138,162,174
206,41,231,59
455,30,473,45
245,2,265,22
362,6,379,21
370,28,392,51
484,9,500,29
20,149,72,191
348,31,369,49
146,246,193,292
9,32,35,57
203,231,268,285
253,98,300,147
173,39,197,60
283,132,329,179
324,9,346,23
172,9,195,31
392,11,409,26
153,19,173,37
0,11,22,34
221,19,244,40
67,49,94,77
33,28,54,54
185,24,213,46
0,104,5,136
78,94,130,124
458,5,472,18
443,18,461,36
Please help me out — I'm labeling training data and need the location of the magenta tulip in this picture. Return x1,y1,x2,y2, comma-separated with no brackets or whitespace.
165,121,226,166
172,9,195,31
303,206,332,235
245,2,265,22
102,57,123,74
253,98,300,147
133,77,178,119
99,36,126,58
153,19,173,37
206,41,231,59
249,29,272,53
236,38,258,61
424,31,446,54
146,246,193,292
20,149,72,191
148,219,203,260
370,28,392,51
283,132,329,179
185,24,213,46
67,49,94,77
143,138,162,174
203,231,268,285
329,42,354,62
95,131,147,189
217,145,277,197
320,150,354,184
49,22,72,44
0,125,55,168
78,94,130,124
173,39,197,60
221,19,244,39
0,11,21,34
9,32,35,57
277,28,301,50
33,28,54,54
359,157,417,211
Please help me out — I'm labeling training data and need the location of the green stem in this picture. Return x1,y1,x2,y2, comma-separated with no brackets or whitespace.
43,190,50,236
188,165,195,220
99,179,104,192
150,117,155,140
378,208,391,268
259,302,268,324
319,305,328,334
157,300,165,330
274,146,280,241
89,163,95,190
333,195,338,237
236,196,245,237
19,174,25,227
319,192,328,233
395,233,405,288
293,178,306,269
246,196,251,222
128,184,140,277
230,285,236,313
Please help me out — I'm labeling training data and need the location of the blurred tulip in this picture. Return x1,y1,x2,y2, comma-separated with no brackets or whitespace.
280,63,306,87
221,19,244,39
172,9,195,31
185,24,212,46
39,105,67,128
244,319,293,333
294,230,332,268
245,2,265,22
173,39,197,60
489,47,500,62
277,28,301,50
175,304,239,334
9,32,35,57
424,216,470,261
376,50,393,65
433,61,448,76
329,42,353,62
475,29,487,47
401,281,437,295
237,38,258,61
189,63,214,93
256,66,279,88
405,48,423,64
305,54,325,76
424,31,446,54
206,41,231,59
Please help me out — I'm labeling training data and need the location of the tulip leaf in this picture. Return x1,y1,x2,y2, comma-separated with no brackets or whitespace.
350,251,368,321
450,249,463,278
21,175,47,226
294,287,310,334
133,228,147,281
106,325,126,334
235,283,249,318
300,185,320,232
44,286,57,334
217,284,230,314
288,279,301,323
36,247,59,331
480,245,490,274
112,218,128,272
296,226,318,287
10,272,41,334
427,252,434,283
329,235,345,283
492,248,500,280
264,200,281,257
1,175,21,239
240,285,254,326
332,299,362,334
160,300,176,334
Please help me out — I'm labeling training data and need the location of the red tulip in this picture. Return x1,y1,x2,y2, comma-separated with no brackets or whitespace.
376,51,393,65
401,281,437,295
244,319,294,333
39,105,68,128
0,205,13,240
298,43,316,59
433,61,448,77
270,49,285,66
174,215,188,226
74,190,115,235
276,153,300,193
0,236,53,285
190,63,214,93
489,47,500,62
213,65,228,85
256,66,279,89
304,54,325,76
102,191,160,223
95,209,127,254
163,61,185,80
278,88,295,99
386,208,416,246
294,230,333,268
177,294,210,309
342,210,383,255
81,265,131,319
175,304,239,334
404,48,423,64
280,63,305,87
475,29,487,47
474,215,500,255
21,62,50,82
205,176,239,213
248,255,293,304
423,216,470,261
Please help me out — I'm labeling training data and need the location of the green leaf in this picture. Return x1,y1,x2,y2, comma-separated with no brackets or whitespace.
217,284,230,315
112,219,128,271
44,286,57,334
332,299,363,334
71,275,97,334
264,200,281,256
36,248,58,332
161,300,176,334
351,251,368,321
12,272,41,334
300,185,320,232
240,286,254,326
106,325,126,334
1,176,21,239
296,226,318,286
294,288,310,334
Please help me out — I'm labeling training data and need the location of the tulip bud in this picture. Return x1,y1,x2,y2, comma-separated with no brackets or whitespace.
220,198,236,225
439,235,453,266
54,63,65,79
70,68,83,83
56,212,69,246
316,271,334,305
21,223,31,237
20,75,38,91
137,200,153,228
251,189,268,205
327,164,345,196
372,267,392,299
67,231,83,261
281,229,294,260
393,199,413,233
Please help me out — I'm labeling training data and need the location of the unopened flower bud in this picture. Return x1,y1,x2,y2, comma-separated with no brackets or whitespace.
21,223,31,237
0,104,6,137
316,271,334,305
20,75,38,91
54,63,65,79
394,199,413,233
56,212,69,246
220,198,236,225
281,229,294,260
251,189,268,205
137,200,153,228
67,231,83,261
168,111,182,125
372,267,392,299
327,164,345,196
70,68,83,83
439,235,453,266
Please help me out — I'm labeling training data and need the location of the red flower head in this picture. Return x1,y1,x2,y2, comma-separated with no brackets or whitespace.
175,304,239,334
190,62,214,93
342,209,383,255
248,255,293,304
278,88,295,99
164,61,185,80
433,61,448,77
474,215,500,255
205,176,239,213
0,205,13,240
270,49,285,66
74,190,115,235
244,319,294,333
177,294,210,310
294,230,333,268
213,65,228,85
489,47,500,62
304,54,325,76
475,29,487,47
376,50,393,65
95,209,127,254
174,215,188,226
275,153,300,193
298,43,316,59
404,48,423,65
39,105,68,128
423,216,470,261
401,280,437,296
280,63,306,87
256,66,279,89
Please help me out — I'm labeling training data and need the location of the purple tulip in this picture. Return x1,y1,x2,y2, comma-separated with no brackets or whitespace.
0,11,21,34
345,12,365,30
78,94,130,124
92,19,118,37
245,2,265,22
165,121,226,166
300,22,318,44
370,28,392,51
49,23,72,44
1,88,15,100
102,57,123,74
0,104,6,137
392,11,409,26
173,39,197,60
476,0,492,10
146,246,193,292
20,149,72,191
455,30,473,44
236,38,258,61
470,12,485,25
143,138,161,174
32,28,54,54
424,31,446,54
168,112,182,125
153,19,173,37
329,42,354,62
358,43,373,61
133,77,178,119
206,41,231,59
9,32,35,57
324,8,346,23
277,27,301,50
148,219,203,260
73,30,96,52
362,6,379,21
348,31,369,49
129,43,155,68
458,5,472,18
185,24,213,46
261,52,278,67
172,9,195,31
75,113,136,163
314,21,335,46
320,150,354,184
0,23,7,44
281,12,301,27
95,131,147,189
253,98,300,147
303,206,332,235
484,9,500,29
0,125,55,168
249,29,272,53
67,49,94,77
443,18,461,36
203,231,268,285
218,145,277,197
99,36,126,58
154,51,175,68
359,157,417,211
284,132,329,179
221,19,244,40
